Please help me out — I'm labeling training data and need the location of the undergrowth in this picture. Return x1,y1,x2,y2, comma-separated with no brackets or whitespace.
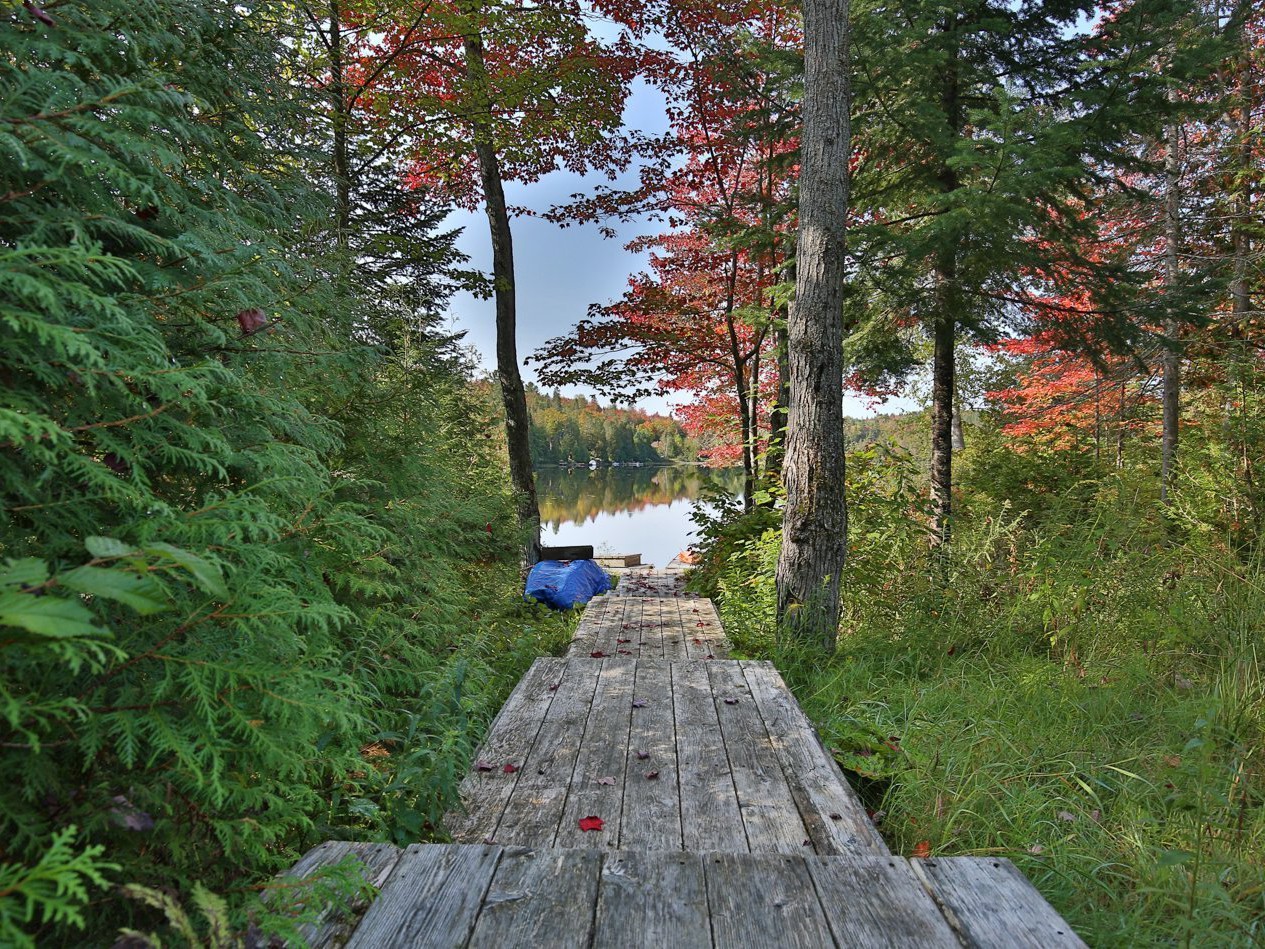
694,448,1265,946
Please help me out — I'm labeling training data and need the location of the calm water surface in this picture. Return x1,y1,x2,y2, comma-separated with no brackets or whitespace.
537,466,742,568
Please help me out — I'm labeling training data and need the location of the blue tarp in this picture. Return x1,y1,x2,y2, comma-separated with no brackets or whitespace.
524,559,611,610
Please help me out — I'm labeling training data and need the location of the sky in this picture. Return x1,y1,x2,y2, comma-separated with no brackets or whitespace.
440,80,916,419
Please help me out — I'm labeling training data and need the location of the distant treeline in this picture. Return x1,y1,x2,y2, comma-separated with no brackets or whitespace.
527,386,699,465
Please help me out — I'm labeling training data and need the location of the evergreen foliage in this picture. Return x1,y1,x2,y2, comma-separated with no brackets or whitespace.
0,3,570,942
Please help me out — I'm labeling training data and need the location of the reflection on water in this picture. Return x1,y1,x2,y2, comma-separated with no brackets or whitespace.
537,465,742,568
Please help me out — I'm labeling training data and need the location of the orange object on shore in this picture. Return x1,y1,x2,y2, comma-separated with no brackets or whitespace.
677,548,701,565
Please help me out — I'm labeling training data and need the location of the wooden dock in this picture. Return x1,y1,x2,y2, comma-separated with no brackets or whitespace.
283,570,1085,947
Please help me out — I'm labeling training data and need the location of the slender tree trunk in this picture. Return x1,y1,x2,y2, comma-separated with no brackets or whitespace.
1160,118,1181,504
749,345,762,489
464,30,540,561
950,384,966,453
1093,371,1102,464
776,0,851,650
328,1,351,244
1116,383,1126,469
767,316,791,485
929,17,961,547
929,297,955,546
734,365,756,513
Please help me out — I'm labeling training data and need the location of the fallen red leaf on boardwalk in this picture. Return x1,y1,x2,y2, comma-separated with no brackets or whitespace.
911,840,932,859
723,697,738,705
636,750,650,760
617,638,631,644
502,763,518,774
475,760,494,772
692,637,703,645
597,776,615,786
578,815,604,832
618,649,632,655
696,622,706,627
590,651,606,658
548,683,560,691
632,699,647,708
645,770,660,780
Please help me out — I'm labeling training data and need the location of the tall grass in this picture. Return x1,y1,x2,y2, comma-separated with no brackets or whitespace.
696,453,1265,946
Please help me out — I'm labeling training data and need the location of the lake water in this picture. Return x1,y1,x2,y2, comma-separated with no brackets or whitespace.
537,465,743,568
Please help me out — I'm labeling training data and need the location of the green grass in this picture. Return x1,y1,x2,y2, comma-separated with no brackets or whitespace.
772,640,1264,946
700,469,1265,946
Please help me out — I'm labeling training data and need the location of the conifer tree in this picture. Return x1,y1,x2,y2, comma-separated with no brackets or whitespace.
846,0,1206,545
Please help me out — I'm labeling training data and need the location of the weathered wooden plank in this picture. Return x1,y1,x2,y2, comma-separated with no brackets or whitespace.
618,596,644,658
555,660,635,849
704,852,837,948
806,855,959,947
672,660,749,852
741,661,888,856
495,659,603,846
708,660,811,853
596,553,641,567
446,657,567,844
344,844,500,949
569,595,605,655
468,847,602,949
617,569,684,598
683,599,727,658
641,597,664,659
618,659,683,850
911,857,1086,948
594,851,709,949
279,841,403,949
660,595,687,660
583,594,615,656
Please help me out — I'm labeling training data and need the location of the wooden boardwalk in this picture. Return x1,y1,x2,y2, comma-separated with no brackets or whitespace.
283,570,1085,948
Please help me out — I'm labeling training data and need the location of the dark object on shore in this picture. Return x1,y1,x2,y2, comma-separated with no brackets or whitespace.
524,559,610,610
539,544,594,560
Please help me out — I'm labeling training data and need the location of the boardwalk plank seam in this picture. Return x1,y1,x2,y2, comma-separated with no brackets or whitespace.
284,568,1082,945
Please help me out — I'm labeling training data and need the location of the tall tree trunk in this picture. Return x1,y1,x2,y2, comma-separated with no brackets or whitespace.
734,365,756,513
464,30,540,561
1116,383,1126,469
328,1,351,244
929,295,955,546
767,316,791,486
776,0,851,651
929,16,961,547
748,345,762,491
1160,118,1181,504
950,382,966,453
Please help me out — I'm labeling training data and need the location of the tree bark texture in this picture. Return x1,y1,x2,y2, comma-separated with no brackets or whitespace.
464,31,541,560
775,0,851,651
929,17,961,548
929,293,955,547
1160,118,1181,504
766,317,791,486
